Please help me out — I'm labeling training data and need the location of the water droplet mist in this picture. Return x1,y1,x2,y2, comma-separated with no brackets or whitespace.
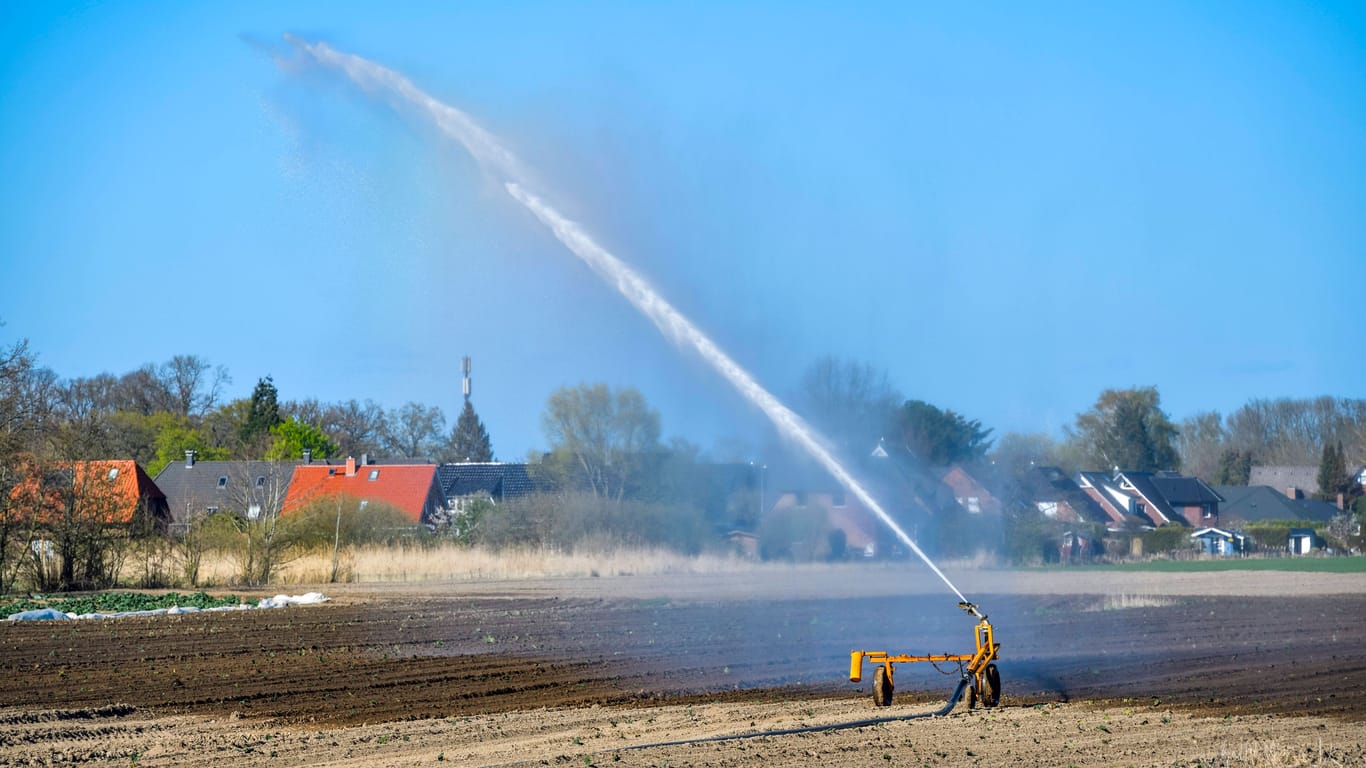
297,38,970,605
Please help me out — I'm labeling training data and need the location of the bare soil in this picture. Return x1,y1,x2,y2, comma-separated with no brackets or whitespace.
2,567,1364,766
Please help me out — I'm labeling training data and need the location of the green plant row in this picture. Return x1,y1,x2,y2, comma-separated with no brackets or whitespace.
2,591,241,617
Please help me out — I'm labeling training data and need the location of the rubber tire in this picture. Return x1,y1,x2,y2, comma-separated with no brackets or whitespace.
982,664,1001,708
967,680,978,709
872,666,894,707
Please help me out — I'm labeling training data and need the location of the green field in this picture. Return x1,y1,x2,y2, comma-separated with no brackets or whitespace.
1054,556,1366,573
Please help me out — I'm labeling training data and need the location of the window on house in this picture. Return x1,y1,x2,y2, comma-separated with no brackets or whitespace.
1203,506,1214,519
206,505,219,514
106,467,119,481
368,469,380,481
217,476,228,489
359,499,369,509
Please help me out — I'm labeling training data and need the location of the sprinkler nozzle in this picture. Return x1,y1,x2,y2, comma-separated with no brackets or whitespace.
958,601,984,619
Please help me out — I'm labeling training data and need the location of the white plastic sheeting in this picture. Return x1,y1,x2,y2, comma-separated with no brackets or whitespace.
7,593,329,621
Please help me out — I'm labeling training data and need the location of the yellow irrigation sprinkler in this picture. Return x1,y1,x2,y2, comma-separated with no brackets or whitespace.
849,601,1001,709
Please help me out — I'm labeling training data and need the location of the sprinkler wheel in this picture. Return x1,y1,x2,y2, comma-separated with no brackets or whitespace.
983,663,1001,707
872,665,894,707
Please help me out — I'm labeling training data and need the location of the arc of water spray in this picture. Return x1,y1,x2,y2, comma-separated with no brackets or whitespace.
296,39,970,606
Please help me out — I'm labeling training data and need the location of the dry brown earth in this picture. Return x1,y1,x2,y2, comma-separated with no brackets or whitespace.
2,566,1363,766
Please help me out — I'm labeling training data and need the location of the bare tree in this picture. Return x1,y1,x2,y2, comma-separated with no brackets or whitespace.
116,364,175,416
12,460,130,591
213,461,299,586
283,397,326,428
1178,411,1227,481
797,356,902,454
161,355,231,417
324,399,389,457
541,384,661,501
1226,397,1366,466
384,402,445,459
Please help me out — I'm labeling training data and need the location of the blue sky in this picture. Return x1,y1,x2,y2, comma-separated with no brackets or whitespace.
2,2,1363,461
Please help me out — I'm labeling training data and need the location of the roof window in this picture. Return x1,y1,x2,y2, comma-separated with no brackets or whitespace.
217,476,228,489
368,469,380,481
106,467,119,481
256,476,266,488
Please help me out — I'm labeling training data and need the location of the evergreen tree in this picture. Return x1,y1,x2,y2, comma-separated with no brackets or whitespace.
1317,441,1347,498
240,376,282,448
894,399,993,465
1214,448,1253,486
446,399,494,462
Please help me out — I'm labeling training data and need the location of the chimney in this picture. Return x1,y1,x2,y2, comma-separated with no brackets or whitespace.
1286,486,1300,500
346,457,357,477
185,450,195,468
1338,493,1346,511
303,449,312,465
361,453,369,467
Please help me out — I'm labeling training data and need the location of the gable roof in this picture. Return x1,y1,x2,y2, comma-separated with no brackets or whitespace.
1248,465,1320,496
1076,471,1137,525
1021,466,1111,524
1115,470,1192,526
1212,485,1341,523
154,460,297,524
1191,527,1245,542
9,460,167,525
436,462,543,500
284,463,443,524
1148,472,1224,505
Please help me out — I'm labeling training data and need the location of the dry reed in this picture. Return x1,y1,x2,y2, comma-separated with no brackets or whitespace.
191,543,765,585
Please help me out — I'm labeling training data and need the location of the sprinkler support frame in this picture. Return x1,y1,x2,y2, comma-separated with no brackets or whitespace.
849,602,1001,709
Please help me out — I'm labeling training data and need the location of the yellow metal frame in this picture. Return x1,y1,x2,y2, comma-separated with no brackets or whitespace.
849,602,1000,706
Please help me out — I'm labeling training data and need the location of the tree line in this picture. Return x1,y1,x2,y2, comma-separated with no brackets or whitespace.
0,339,494,474
5,326,1366,586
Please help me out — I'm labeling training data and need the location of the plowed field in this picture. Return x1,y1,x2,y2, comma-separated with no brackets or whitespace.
2,567,1364,766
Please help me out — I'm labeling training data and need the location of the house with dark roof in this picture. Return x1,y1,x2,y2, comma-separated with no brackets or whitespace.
436,462,543,508
1076,472,1144,528
1076,470,1223,528
434,462,548,535
1020,466,1110,525
153,453,298,528
1213,485,1341,524
1140,471,1224,527
284,457,444,526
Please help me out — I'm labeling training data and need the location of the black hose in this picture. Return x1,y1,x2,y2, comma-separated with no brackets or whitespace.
615,677,970,753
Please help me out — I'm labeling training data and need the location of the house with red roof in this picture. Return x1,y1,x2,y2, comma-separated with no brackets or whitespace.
283,457,446,525
938,465,1001,516
9,459,169,529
